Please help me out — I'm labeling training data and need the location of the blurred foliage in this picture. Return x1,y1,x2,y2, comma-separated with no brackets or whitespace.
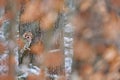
0,0,120,80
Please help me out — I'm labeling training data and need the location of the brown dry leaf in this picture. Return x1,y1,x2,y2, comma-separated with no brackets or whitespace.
81,28,93,39
15,0,30,9
16,38,24,49
0,18,4,27
103,46,118,63
95,43,106,55
73,40,95,62
58,76,66,80
43,50,64,67
21,0,42,23
110,56,120,72
38,69,46,80
93,0,109,22
17,0,30,4
72,14,84,31
111,0,120,8
4,11,14,20
79,64,93,76
80,0,93,12
45,0,64,12
0,11,13,27
89,72,106,80
0,75,8,80
72,11,91,33
40,11,58,31
54,0,64,12
0,42,6,53
103,11,120,40
0,75,14,80
0,0,6,7
107,72,120,80
27,74,38,80
30,41,44,55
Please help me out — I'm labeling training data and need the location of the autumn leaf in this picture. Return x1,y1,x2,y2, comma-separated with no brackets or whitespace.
103,46,118,63
4,11,14,20
89,72,105,80
73,40,95,62
110,56,120,72
111,0,120,8
16,38,24,49
79,64,93,76
58,76,66,80
0,18,3,27
30,41,44,55
45,0,64,12
20,0,42,23
103,11,120,40
0,42,7,54
17,0,30,4
43,50,64,67
2,11,13,20
27,74,38,80
0,75,14,80
40,11,58,31
0,11,13,27
0,0,6,7
80,0,93,12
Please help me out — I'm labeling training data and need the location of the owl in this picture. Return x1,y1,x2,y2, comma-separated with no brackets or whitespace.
20,31,33,53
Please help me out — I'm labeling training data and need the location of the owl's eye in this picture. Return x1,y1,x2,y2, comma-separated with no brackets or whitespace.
27,36,29,39
118,68,120,73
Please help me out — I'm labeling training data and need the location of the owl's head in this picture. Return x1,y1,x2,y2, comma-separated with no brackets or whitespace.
23,31,33,41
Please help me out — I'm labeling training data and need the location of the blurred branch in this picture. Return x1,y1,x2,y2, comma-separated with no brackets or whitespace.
6,0,18,79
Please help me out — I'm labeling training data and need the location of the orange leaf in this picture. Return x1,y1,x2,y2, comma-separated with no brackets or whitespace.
0,42,6,54
43,50,64,67
40,11,58,31
73,40,95,61
21,0,41,23
103,46,118,63
30,41,44,55
16,38,24,49
45,0,64,12
27,74,38,80
111,0,120,8
0,0,6,7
